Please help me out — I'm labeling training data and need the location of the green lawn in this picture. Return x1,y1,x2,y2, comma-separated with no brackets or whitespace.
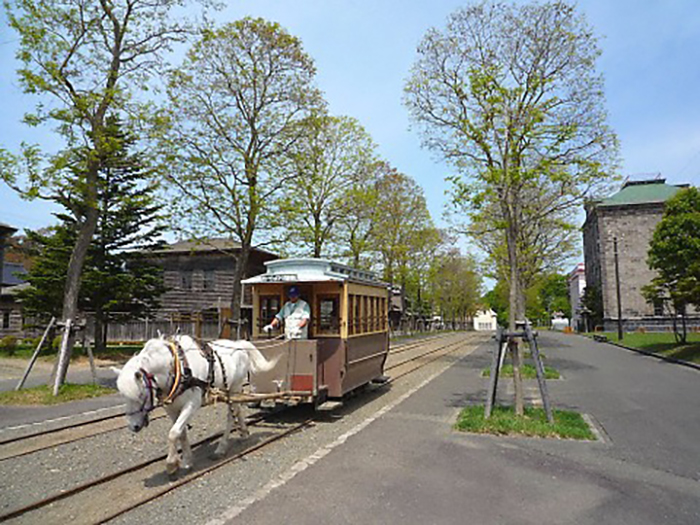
482,363,560,379
0,383,117,405
0,343,142,361
455,405,595,440
592,332,700,364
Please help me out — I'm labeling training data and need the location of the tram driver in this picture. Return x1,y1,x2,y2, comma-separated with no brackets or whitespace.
262,285,310,339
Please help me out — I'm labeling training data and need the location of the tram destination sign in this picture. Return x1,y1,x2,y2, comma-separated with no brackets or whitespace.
261,273,298,282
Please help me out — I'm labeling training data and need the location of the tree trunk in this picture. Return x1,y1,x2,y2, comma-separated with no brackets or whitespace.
506,219,525,415
229,243,251,339
54,182,99,393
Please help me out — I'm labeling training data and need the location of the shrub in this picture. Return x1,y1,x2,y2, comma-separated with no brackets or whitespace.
0,335,18,356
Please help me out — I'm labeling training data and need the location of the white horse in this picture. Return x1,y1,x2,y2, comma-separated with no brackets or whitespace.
115,334,278,475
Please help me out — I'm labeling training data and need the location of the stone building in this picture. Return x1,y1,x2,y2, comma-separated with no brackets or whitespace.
582,178,695,331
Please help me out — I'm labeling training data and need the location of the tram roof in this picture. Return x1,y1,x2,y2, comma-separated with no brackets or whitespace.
241,258,387,287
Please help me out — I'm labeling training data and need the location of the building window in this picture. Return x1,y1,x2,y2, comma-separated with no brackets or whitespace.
203,270,216,291
2,311,9,329
180,270,192,290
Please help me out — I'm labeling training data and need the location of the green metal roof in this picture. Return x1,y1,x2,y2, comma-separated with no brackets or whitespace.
599,179,687,207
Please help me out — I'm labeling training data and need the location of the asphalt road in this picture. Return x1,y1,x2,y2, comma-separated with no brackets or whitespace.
232,332,700,525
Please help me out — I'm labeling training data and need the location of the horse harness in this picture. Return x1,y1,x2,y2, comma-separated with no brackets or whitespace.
134,340,230,414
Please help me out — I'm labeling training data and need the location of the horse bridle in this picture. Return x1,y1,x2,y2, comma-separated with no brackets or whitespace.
125,368,160,417
126,342,182,417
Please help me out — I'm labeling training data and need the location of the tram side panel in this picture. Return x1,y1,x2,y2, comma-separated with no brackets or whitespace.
342,332,389,394
251,340,318,402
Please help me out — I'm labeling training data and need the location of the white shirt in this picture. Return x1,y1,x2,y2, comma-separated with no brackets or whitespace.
275,299,311,339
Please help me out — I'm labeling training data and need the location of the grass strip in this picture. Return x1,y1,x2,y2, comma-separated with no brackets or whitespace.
0,383,117,405
482,363,560,379
588,332,700,365
455,405,595,440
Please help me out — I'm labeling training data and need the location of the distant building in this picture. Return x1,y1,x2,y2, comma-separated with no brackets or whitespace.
473,309,498,331
0,222,17,293
0,222,26,337
568,263,586,331
582,178,697,331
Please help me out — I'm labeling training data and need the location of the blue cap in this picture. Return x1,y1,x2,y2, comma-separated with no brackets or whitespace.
288,286,300,297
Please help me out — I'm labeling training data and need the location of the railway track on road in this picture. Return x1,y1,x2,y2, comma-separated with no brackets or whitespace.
0,332,456,461
0,332,480,524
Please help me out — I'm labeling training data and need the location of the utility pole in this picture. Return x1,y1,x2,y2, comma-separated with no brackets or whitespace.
614,236,623,341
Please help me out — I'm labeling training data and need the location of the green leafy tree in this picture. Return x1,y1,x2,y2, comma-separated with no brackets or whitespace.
427,249,482,325
19,118,166,352
286,114,376,258
643,187,700,343
404,1,618,331
159,18,324,327
373,167,435,286
2,0,207,389
581,284,603,331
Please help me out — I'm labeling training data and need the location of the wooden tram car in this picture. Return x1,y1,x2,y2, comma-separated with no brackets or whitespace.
242,258,390,406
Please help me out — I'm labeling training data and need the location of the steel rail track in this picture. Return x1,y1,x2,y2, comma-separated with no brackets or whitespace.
0,333,455,457
0,333,477,524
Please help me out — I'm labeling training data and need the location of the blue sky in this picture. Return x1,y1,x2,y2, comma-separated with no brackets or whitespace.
2,0,700,243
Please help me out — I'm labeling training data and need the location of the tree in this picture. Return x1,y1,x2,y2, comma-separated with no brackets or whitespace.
427,249,482,326
285,114,376,258
2,0,206,390
159,18,323,328
643,187,700,343
336,161,384,269
19,118,166,352
404,1,618,331
373,167,435,286
526,273,571,326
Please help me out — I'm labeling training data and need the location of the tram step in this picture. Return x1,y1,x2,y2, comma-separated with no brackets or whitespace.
315,400,344,411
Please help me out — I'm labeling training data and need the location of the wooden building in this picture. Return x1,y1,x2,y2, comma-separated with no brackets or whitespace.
141,239,278,329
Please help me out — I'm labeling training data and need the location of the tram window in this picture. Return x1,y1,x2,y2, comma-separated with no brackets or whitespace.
316,295,340,335
260,295,281,327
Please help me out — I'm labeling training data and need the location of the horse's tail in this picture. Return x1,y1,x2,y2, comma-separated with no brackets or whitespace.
247,344,280,373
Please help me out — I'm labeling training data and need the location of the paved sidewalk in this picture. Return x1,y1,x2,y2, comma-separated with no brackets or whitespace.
233,332,700,525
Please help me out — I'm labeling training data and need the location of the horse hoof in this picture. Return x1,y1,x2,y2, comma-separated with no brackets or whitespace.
240,430,250,439
166,461,179,477
211,449,225,460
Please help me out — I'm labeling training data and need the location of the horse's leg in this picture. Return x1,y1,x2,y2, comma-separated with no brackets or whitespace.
180,426,193,471
166,395,201,476
214,402,234,458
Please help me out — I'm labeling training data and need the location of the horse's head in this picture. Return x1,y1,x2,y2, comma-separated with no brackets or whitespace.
116,339,169,433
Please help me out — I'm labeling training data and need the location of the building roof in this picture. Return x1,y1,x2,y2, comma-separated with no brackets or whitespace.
0,222,17,236
150,238,276,257
597,179,688,207
242,258,387,287
2,262,27,287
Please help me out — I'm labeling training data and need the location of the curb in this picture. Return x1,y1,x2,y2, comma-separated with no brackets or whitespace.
577,334,700,372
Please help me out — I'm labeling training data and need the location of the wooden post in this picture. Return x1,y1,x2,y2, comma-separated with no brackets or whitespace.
525,324,553,423
53,318,73,396
511,336,524,416
485,328,505,419
85,339,98,384
16,317,56,391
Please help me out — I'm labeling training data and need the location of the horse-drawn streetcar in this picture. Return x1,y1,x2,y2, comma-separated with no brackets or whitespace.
242,258,390,407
